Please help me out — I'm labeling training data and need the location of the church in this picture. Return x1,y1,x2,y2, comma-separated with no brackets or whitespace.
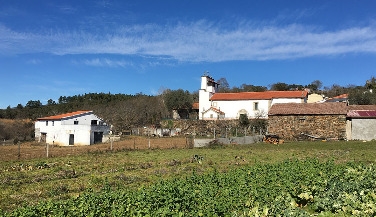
198,74,308,120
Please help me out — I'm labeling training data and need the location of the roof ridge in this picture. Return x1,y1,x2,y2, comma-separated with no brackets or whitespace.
37,110,92,120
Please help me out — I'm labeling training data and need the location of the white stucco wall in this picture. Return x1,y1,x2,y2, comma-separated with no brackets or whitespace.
271,98,305,104
211,100,269,119
350,119,376,141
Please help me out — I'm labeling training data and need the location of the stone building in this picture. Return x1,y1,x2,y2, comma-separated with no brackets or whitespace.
268,103,348,140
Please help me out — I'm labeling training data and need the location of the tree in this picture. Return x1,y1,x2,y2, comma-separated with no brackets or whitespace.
239,84,267,92
307,80,323,92
47,99,56,105
348,87,376,105
26,100,42,108
216,77,230,93
270,82,290,91
163,89,193,114
239,113,250,127
366,76,376,90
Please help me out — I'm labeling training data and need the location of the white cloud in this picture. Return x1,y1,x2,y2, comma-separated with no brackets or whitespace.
1,21,376,62
82,58,132,68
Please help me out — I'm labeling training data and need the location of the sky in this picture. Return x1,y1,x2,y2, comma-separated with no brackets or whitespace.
1,0,376,109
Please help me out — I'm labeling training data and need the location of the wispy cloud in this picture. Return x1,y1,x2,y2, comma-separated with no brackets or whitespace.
1,21,376,62
82,58,133,67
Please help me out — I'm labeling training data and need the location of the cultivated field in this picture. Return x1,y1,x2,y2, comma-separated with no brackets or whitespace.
1,139,376,216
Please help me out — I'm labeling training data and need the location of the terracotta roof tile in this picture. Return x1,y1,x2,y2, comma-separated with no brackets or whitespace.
192,102,199,110
210,90,308,101
268,102,347,115
37,110,92,120
347,105,376,110
203,107,225,115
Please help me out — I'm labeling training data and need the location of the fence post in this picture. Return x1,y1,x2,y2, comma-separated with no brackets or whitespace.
46,143,49,158
18,141,21,160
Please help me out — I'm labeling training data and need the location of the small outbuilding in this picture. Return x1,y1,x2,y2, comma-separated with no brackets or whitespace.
35,110,110,146
346,105,376,141
268,103,348,141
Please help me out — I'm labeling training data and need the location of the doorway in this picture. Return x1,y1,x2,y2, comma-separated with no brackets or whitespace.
69,134,74,145
41,133,47,142
94,132,103,144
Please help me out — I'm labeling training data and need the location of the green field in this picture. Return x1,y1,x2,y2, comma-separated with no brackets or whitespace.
1,140,376,216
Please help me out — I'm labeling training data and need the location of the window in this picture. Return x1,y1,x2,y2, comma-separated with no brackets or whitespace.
52,121,54,126
46,121,48,126
253,102,259,111
74,121,79,125
91,120,98,125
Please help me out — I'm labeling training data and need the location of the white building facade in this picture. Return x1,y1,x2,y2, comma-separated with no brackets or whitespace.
199,75,308,120
35,110,110,146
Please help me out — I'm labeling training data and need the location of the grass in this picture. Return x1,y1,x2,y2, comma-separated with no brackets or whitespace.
1,139,376,212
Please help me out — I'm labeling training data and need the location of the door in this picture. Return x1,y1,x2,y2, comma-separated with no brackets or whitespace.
69,134,74,145
94,132,103,144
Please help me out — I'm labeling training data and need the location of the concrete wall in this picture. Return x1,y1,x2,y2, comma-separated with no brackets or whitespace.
351,119,376,141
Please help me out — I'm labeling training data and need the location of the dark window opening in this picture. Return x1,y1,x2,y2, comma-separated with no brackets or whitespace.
46,121,48,126
91,120,98,125
74,121,79,125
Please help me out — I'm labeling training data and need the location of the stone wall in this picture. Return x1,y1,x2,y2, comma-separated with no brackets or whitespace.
268,114,347,141
160,119,263,138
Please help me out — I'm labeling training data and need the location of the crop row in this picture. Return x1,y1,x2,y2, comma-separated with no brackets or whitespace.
2,159,376,216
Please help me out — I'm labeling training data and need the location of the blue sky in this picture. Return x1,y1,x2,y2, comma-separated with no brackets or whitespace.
1,0,376,109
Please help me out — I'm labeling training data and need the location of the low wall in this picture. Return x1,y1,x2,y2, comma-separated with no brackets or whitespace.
194,135,263,147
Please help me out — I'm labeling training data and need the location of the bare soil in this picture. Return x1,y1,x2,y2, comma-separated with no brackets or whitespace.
0,136,191,161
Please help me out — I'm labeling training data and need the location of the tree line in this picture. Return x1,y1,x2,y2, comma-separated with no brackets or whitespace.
1,77,376,141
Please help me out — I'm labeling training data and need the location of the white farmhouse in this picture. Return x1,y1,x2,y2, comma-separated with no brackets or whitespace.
35,110,110,146
199,74,308,120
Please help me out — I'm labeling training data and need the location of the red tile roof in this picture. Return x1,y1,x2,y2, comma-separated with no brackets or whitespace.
37,111,92,120
268,103,348,115
207,107,225,115
192,102,199,110
210,90,308,101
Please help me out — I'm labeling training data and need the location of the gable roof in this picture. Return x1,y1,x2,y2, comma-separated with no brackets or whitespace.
268,102,348,115
203,107,225,115
37,110,93,121
210,90,308,101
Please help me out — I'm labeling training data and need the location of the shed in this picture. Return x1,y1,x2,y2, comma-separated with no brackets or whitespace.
346,105,376,141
